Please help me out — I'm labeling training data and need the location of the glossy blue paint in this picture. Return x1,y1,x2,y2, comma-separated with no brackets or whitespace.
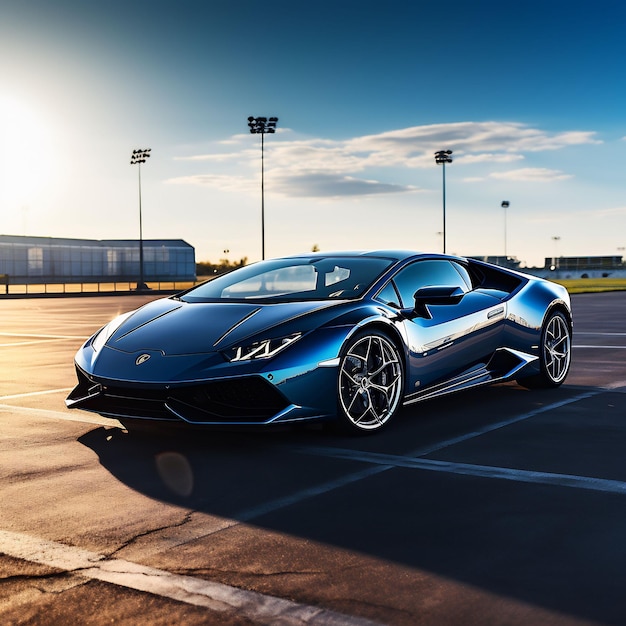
66,251,572,432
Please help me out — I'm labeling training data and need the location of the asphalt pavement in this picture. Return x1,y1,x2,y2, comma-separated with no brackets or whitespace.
1,292,626,625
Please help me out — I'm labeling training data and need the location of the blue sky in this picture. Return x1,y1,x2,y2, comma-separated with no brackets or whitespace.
1,0,625,267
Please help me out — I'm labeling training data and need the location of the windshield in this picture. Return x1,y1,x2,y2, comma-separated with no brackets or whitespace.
180,256,395,303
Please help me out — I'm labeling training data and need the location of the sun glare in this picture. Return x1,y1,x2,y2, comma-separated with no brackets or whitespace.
0,95,57,215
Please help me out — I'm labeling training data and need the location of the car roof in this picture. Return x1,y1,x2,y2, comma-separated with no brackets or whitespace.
276,250,458,262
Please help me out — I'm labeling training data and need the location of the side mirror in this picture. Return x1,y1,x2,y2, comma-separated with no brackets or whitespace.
412,285,465,319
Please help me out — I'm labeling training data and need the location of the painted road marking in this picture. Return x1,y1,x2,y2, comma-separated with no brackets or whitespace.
573,345,626,349
573,331,626,349
301,448,626,496
173,391,604,550
0,341,77,347
0,332,86,347
0,332,87,339
0,530,381,626
0,404,120,428
0,388,73,401
403,389,600,458
575,332,626,336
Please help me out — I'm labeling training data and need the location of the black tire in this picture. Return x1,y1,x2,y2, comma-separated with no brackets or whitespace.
336,330,404,433
521,310,572,388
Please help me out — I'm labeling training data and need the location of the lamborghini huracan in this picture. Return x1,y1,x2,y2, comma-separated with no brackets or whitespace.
66,251,572,433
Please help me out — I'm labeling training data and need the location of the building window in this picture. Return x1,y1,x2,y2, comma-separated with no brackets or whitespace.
107,249,119,275
28,247,44,275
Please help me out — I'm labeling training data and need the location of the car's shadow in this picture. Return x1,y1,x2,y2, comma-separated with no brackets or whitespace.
78,383,626,623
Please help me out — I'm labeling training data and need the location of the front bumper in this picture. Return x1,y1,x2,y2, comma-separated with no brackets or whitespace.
66,364,337,426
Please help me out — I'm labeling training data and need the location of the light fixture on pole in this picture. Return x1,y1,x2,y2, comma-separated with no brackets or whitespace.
248,116,278,260
434,150,453,254
130,148,151,290
501,201,510,262
551,236,561,270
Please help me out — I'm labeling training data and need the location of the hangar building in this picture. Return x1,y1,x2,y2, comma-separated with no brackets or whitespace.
0,235,195,284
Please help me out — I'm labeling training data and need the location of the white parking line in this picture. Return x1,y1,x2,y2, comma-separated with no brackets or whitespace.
607,380,626,391
0,332,86,339
298,390,622,500
573,331,626,349
405,389,600,457
573,345,626,349
207,391,603,546
575,332,626,336
301,449,626,496
0,388,73,401
0,332,86,348
0,404,119,427
0,530,381,626
0,340,79,347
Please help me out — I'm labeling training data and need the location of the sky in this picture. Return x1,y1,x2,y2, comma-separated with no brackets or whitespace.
1,0,626,268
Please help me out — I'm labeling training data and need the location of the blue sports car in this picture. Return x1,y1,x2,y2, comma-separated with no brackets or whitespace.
66,251,572,433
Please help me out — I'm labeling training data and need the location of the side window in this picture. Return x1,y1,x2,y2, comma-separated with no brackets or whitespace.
451,262,473,290
392,260,470,308
375,282,401,308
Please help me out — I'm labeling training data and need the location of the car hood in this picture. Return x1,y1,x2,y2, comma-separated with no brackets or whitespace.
105,297,344,356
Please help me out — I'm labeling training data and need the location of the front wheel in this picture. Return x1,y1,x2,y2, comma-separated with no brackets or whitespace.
521,310,572,388
337,330,404,433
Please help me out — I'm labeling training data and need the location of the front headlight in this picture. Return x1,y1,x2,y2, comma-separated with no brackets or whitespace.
227,332,302,362
91,311,135,353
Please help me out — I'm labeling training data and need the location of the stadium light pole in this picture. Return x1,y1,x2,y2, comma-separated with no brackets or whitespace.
248,116,278,260
551,235,561,270
501,201,510,262
130,148,151,290
434,150,453,254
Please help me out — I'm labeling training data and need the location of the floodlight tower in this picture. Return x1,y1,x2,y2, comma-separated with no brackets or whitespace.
248,116,278,260
502,201,510,262
130,148,151,290
551,235,561,270
434,150,453,254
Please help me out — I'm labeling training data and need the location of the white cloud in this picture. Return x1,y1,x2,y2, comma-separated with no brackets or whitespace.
343,121,600,157
166,174,256,193
271,141,368,174
489,168,572,182
460,153,525,164
167,121,598,198
271,172,420,198
580,205,626,218
174,152,244,162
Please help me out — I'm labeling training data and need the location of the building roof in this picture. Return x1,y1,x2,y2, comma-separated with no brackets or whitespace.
0,234,193,248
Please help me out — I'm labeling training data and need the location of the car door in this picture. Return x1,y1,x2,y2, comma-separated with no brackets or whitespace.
389,259,506,392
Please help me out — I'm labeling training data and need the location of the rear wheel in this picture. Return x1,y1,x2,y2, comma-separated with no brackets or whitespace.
522,310,571,388
337,330,404,433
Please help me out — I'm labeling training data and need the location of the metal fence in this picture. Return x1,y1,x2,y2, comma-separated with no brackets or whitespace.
0,278,202,298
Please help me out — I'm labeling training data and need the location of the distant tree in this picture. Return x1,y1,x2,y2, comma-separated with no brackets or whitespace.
311,244,320,252
196,257,248,276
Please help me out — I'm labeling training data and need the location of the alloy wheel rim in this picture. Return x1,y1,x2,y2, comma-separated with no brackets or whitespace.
339,335,402,430
544,315,571,383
